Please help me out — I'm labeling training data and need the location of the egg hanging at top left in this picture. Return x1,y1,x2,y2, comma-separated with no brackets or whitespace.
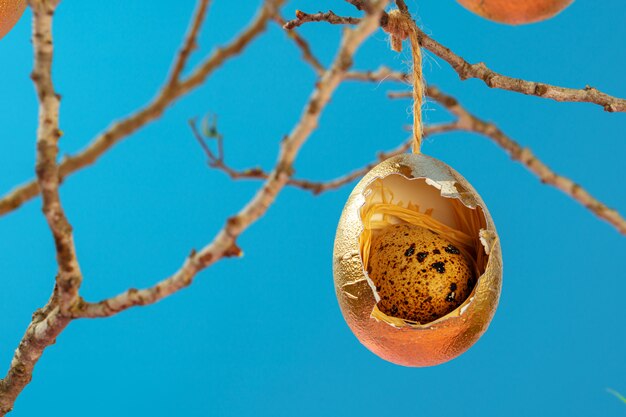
0,0,27,40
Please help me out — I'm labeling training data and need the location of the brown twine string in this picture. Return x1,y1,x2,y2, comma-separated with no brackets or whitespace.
383,9,424,154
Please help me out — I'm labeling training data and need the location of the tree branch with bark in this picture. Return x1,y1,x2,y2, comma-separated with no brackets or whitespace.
284,7,626,112
0,0,387,412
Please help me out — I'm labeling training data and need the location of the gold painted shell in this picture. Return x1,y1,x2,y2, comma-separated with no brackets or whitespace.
333,153,503,367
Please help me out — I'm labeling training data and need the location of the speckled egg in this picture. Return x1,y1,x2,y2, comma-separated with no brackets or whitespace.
368,223,474,323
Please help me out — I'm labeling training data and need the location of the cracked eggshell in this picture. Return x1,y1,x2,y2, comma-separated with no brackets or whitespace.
333,153,503,367
0,0,26,39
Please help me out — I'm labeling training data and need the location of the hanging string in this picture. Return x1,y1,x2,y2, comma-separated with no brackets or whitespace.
383,9,424,154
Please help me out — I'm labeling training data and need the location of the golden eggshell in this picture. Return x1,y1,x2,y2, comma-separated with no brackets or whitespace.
333,153,503,367
0,0,26,40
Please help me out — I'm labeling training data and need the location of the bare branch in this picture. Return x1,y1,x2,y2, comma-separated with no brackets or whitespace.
177,0,284,92
0,1,286,413
29,0,82,311
392,86,626,234
72,0,391,319
0,1,78,413
0,301,71,416
394,0,409,14
277,12,407,85
0,0,284,218
6,1,620,221
413,28,626,113
287,123,460,194
273,13,324,75
345,65,409,83
344,0,372,13
211,0,626,275
164,0,211,89
283,10,361,30
191,120,460,194
189,116,223,164
284,9,626,112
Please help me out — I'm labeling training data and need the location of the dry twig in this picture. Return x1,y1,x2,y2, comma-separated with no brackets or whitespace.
345,65,409,83
344,0,372,13
29,0,82,312
0,0,285,217
272,13,324,75
413,30,626,112
3,1,624,219
0,1,74,414
205,4,626,235
389,88,626,234
164,0,211,89
191,120,460,194
279,15,624,231
71,1,390,318
283,8,626,112
283,10,361,30
0,0,289,413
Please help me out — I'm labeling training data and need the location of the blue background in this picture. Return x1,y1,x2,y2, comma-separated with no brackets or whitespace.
0,1,624,416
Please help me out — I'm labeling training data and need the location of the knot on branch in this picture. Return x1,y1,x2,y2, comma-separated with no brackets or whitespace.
383,10,412,52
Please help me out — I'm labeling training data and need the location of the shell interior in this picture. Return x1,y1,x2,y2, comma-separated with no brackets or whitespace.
359,174,490,328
